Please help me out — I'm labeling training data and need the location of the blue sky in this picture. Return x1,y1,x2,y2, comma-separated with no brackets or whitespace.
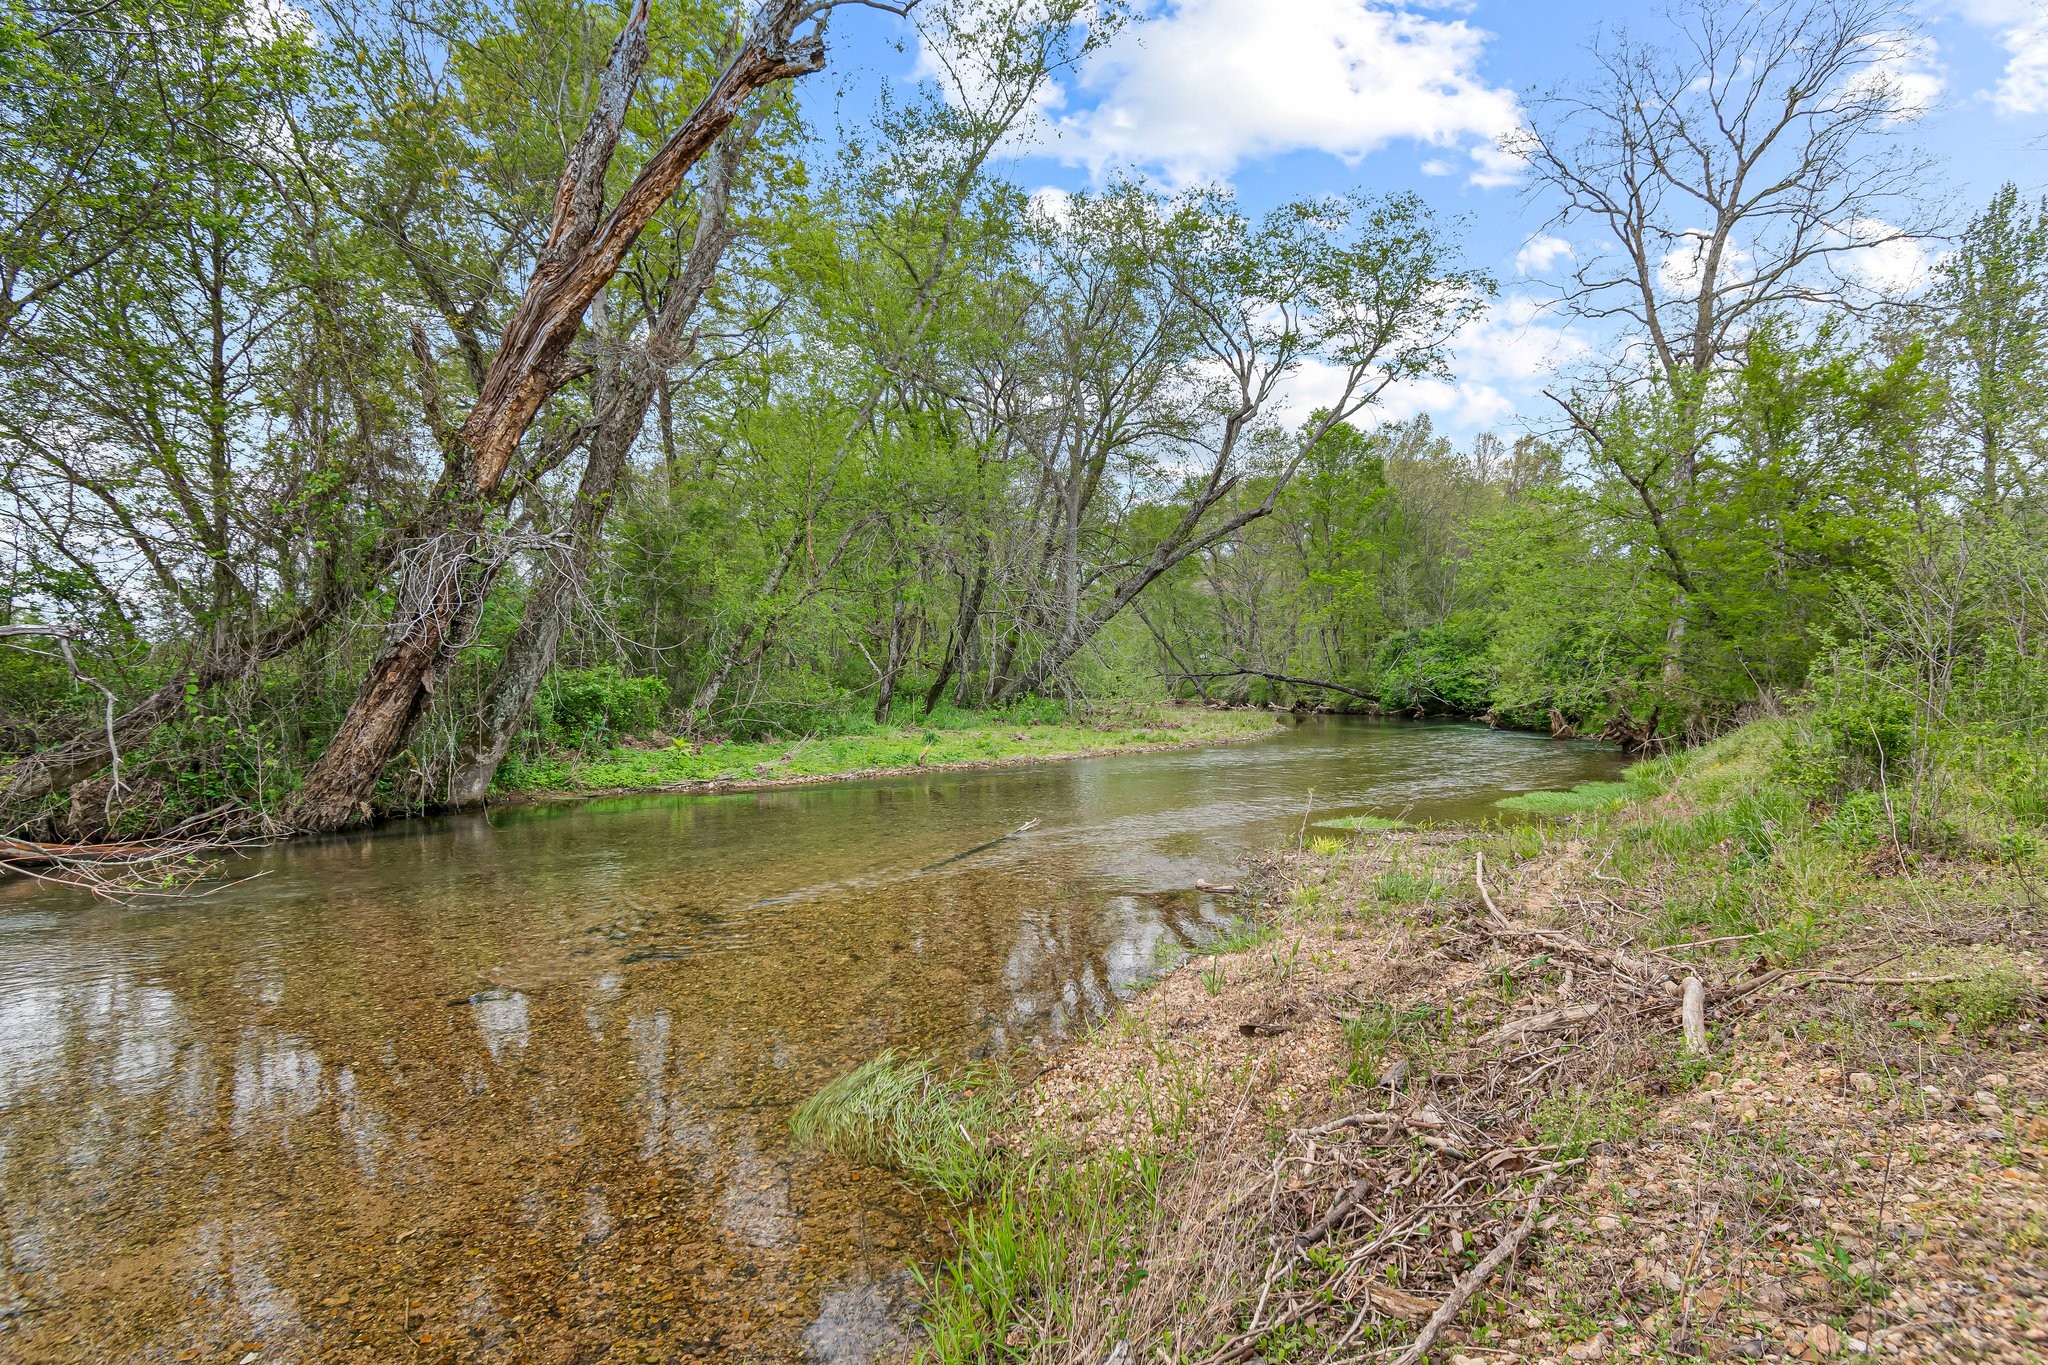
810,0,2048,444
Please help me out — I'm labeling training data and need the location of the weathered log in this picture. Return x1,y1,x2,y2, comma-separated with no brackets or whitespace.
1681,974,1708,1054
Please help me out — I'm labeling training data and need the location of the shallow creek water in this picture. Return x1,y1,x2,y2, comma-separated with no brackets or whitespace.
0,716,1623,1363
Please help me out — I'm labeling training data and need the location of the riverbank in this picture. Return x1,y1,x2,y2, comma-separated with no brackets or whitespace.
800,718,2048,1363
488,705,1284,803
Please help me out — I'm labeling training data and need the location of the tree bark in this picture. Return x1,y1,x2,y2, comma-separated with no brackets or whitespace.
923,555,987,714
874,590,908,723
445,125,747,806
288,0,832,831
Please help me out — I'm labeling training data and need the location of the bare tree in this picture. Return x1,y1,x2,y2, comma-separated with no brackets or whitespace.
1514,0,1936,680
1518,0,1936,410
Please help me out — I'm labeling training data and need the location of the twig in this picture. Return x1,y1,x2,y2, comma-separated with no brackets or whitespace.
1384,1174,1557,1365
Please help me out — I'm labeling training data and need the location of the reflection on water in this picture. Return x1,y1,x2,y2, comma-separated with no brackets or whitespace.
0,716,1621,1361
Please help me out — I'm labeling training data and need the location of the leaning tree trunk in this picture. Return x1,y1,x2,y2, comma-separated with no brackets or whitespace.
874,592,909,724
445,125,749,806
288,0,832,832
923,555,987,714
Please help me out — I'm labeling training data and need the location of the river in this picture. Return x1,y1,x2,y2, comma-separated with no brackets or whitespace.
0,715,1623,1363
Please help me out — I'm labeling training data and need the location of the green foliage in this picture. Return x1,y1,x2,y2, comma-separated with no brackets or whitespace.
1533,1089,1646,1160
1313,814,1408,832
494,708,1273,794
1906,958,2032,1035
534,666,667,749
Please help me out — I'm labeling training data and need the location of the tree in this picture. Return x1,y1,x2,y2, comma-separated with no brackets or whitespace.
1517,0,1936,705
991,190,1485,700
287,0,896,830
1934,184,2048,507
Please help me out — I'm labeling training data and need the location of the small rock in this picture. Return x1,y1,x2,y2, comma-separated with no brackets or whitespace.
1730,1339,1770,1360
1849,1071,1877,1093
1981,1072,2011,1089
1659,1269,1684,1292
1973,1089,2000,1108
1594,1214,1624,1234
1565,1334,1609,1361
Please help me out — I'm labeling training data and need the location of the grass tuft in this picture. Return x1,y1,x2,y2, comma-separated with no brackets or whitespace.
790,1051,998,1202
1313,814,1410,832
1495,780,1635,816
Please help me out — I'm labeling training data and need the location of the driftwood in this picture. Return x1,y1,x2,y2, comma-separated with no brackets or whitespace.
1387,1174,1558,1365
1681,974,1708,1053
1485,1000,1605,1042
0,836,216,864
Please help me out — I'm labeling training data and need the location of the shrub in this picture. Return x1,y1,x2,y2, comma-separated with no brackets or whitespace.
536,665,667,748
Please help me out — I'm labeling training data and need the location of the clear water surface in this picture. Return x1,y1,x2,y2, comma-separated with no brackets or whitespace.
0,716,1624,1363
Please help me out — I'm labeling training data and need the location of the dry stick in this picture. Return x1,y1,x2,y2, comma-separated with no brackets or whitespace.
1483,1001,1604,1043
1681,975,1708,1054
1383,1173,1558,1365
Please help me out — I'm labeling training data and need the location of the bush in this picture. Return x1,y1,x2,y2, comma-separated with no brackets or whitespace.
535,665,667,748
1369,614,1493,714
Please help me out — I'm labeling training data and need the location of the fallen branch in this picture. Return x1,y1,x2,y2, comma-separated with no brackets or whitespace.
1186,668,1377,702
1386,1173,1557,1365
1716,967,1972,1010
1483,1001,1604,1042
0,835,218,864
1475,852,1657,981
1681,974,1707,1054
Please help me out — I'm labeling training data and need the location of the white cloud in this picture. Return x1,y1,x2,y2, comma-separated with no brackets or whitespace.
1515,234,1573,276
1844,32,1943,121
1656,231,1754,298
1834,218,1937,294
1028,185,1074,226
1956,1,2048,115
1040,0,1523,186
1994,16,2048,114
1275,292,1584,440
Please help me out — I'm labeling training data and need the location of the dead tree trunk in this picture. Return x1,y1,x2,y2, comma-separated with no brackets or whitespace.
288,0,838,831
445,126,748,806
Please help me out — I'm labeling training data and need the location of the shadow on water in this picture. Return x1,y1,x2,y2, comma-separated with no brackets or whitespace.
0,716,1623,1362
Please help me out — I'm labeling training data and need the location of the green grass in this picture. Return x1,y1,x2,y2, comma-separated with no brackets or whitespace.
792,1048,1174,1365
495,707,1278,794
1494,780,1635,816
1312,814,1410,832
790,1051,999,1202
